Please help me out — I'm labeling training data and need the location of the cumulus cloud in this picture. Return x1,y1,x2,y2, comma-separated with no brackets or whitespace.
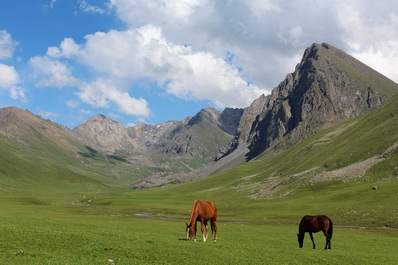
29,56,80,88
47,38,81,58
31,0,398,120
79,24,268,108
336,2,398,82
0,30,25,100
0,30,18,59
76,78,150,117
108,0,398,87
0,63,25,100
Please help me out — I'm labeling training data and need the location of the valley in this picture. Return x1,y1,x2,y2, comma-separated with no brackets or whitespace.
1,43,397,264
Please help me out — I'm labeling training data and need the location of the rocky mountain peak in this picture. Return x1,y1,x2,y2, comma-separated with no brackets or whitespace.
218,42,398,161
187,108,219,127
72,114,137,155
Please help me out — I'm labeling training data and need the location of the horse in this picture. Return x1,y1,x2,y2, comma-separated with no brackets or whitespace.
297,215,333,249
185,200,217,242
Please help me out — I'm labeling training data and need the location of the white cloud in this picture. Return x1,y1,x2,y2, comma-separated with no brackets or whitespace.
79,24,267,108
32,0,398,121
166,51,269,108
109,0,208,26
0,63,26,100
336,3,398,82
0,64,19,87
0,30,18,59
79,0,105,14
76,78,150,117
29,56,80,88
108,0,398,88
47,38,81,58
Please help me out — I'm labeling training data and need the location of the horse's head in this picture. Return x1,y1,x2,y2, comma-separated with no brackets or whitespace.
297,233,304,248
186,222,195,240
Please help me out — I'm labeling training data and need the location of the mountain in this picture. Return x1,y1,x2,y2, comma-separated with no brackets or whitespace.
219,43,398,162
2,42,397,191
148,108,242,159
73,107,242,161
72,114,138,155
0,105,242,191
0,107,81,154
0,107,145,190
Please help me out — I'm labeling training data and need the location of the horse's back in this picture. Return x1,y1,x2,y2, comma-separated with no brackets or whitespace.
197,201,217,219
300,215,331,232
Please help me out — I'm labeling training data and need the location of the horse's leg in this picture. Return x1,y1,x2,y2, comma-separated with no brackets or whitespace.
213,219,217,242
322,230,331,250
194,221,197,241
205,221,209,241
309,232,316,249
201,218,206,242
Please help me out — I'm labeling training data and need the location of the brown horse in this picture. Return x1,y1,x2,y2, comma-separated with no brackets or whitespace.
297,215,333,249
185,200,217,242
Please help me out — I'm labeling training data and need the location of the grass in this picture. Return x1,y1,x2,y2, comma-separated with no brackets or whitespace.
1,200,398,265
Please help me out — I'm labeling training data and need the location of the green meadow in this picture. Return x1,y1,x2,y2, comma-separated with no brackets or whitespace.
1,190,398,265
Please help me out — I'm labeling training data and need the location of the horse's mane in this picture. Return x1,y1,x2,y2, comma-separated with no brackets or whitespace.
189,200,200,223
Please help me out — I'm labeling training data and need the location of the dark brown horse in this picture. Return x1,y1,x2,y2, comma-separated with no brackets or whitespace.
297,215,333,249
185,200,217,242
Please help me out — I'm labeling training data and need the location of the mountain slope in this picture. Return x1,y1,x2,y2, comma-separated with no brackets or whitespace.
161,94,398,226
219,43,398,162
0,107,160,191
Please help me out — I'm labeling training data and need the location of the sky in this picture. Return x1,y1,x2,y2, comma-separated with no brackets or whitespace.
0,0,397,129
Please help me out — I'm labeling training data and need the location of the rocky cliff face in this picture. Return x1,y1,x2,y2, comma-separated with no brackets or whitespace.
72,107,243,160
72,114,138,155
149,108,242,159
219,43,398,161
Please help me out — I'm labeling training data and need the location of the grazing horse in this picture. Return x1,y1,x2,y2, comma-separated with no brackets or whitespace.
297,215,333,249
185,200,217,242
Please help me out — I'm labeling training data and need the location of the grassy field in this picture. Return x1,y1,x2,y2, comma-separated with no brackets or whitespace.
1,196,398,265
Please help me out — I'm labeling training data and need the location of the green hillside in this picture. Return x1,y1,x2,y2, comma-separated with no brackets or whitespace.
89,94,398,228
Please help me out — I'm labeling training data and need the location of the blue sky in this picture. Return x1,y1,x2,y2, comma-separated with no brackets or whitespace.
1,0,398,129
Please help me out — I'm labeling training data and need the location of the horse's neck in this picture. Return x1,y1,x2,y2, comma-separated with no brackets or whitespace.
189,201,199,224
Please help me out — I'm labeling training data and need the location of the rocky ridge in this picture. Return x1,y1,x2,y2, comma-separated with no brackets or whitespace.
72,107,243,161
219,43,398,161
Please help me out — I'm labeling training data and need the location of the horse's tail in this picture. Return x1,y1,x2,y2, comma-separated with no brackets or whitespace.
210,219,215,234
328,218,333,239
